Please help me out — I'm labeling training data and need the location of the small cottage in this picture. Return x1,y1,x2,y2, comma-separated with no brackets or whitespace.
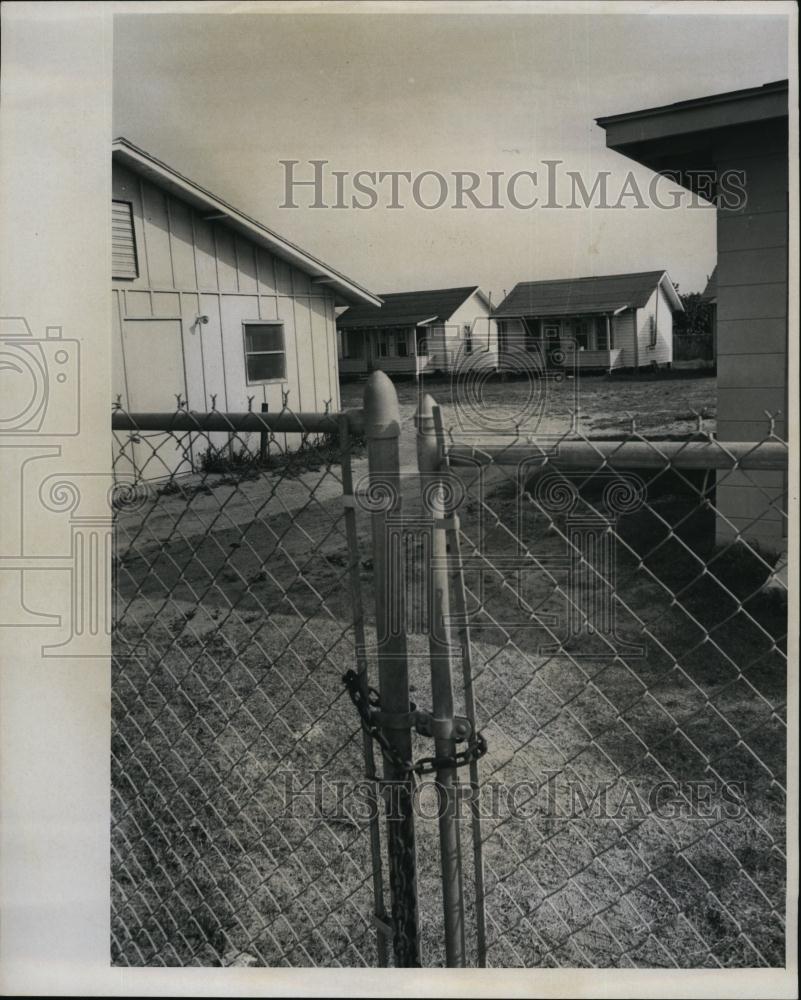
336,285,497,378
492,271,683,374
111,137,380,476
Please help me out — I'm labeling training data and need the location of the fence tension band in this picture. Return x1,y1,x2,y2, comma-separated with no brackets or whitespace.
370,705,473,742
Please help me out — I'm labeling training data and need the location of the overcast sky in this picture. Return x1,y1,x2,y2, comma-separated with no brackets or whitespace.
113,5,790,299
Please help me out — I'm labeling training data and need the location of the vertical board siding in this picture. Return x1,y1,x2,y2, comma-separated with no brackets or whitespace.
220,295,260,409
112,160,341,447
612,310,635,366
257,247,278,295
179,293,206,411
168,199,197,289
193,216,219,291
235,237,259,295
140,180,174,288
199,292,228,409
291,296,317,411
214,227,239,293
636,286,673,366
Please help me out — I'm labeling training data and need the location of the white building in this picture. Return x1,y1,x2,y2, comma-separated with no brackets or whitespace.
493,270,683,374
337,285,497,378
111,137,380,476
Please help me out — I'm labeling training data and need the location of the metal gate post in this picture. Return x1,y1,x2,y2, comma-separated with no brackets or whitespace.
363,371,421,967
416,393,466,967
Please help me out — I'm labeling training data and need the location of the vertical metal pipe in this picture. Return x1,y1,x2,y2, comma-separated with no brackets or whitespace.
339,412,390,967
432,403,488,967
363,371,421,967
416,392,466,967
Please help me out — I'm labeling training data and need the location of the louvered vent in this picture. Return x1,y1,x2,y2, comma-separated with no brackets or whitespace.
112,200,138,279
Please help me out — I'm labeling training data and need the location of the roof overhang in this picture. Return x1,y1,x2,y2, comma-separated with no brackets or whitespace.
596,81,788,197
112,138,381,308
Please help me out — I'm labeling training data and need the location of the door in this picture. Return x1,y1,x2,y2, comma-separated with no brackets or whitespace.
120,319,192,480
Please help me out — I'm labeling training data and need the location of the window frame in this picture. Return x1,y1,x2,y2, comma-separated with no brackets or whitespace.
574,319,591,351
111,199,139,280
242,320,287,384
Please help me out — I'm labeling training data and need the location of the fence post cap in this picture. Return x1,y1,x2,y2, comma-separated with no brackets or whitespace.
363,371,401,439
415,393,439,473
414,392,437,427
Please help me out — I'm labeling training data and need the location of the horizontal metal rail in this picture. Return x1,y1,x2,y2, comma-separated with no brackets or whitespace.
112,408,364,435
448,439,788,471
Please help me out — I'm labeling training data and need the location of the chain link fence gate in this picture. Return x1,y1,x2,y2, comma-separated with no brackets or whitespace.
111,400,398,966
111,373,788,969
110,383,485,968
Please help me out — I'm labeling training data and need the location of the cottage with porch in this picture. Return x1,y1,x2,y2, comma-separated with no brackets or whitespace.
336,285,497,378
493,270,683,374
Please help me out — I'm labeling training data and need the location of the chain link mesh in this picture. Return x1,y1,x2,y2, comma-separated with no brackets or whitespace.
443,418,787,968
111,385,788,969
111,407,386,967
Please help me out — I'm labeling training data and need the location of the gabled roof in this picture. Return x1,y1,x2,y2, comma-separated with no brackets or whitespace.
493,270,683,318
112,137,380,308
700,267,717,304
337,285,484,330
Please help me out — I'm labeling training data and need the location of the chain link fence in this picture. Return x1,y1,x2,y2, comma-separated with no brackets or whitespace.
111,381,788,969
441,416,787,968
111,405,389,967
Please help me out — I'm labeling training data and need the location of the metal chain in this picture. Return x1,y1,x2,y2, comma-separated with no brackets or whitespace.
342,669,487,777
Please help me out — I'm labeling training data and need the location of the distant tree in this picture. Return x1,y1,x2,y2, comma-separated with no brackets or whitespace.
673,288,713,338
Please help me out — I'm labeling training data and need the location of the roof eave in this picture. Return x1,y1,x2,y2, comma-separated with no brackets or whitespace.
657,272,684,312
112,138,381,308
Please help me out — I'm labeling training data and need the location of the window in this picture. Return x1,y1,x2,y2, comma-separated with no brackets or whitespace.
244,323,286,382
464,323,473,355
112,200,138,279
397,334,408,357
378,339,388,358
596,323,609,351
575,320,590,351
417,335,428,356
